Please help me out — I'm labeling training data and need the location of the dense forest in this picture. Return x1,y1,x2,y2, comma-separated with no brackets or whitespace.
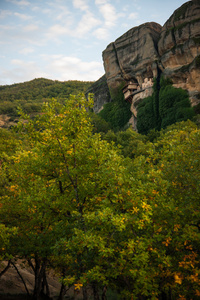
0,79,200,300
0,78,93,117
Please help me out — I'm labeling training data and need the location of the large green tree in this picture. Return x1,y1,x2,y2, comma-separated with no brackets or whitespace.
0,94,149,299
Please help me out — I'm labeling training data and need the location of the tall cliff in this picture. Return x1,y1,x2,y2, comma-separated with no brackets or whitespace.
102,22,162,91
158,0,200,106
90,0,200,122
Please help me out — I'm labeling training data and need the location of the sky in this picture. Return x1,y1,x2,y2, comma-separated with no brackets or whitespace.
0,0,189,86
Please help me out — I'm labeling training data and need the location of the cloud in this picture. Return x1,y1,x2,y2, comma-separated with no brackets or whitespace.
0,54,104,85
98,3,117,28
93,27,109,40
0,10,12,19
75,11,101,36
128,12,139,20
93,1,120,41
0,59,48,85
6,0,30,6
14,12,32,20
21,24,38,33
95,0,107,5
73,0,89,12
43,54,104,81
47,24,70,39
19,47,35,55
47,10,100,40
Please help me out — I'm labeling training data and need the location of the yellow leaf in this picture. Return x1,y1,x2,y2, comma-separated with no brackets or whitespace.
174,274,182,284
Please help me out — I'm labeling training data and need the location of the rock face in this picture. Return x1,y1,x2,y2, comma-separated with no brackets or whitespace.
103,22,162,91
85,75,111,113
92,0,200,123
158,0,200,105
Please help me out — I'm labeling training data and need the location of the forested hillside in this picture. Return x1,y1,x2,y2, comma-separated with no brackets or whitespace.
0,78,93,116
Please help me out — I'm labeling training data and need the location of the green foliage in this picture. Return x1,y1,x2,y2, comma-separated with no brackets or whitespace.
102,127,152,159
0,78,93,116
137,96,156,134
89,111,111,133
98,85,132,131
0,91,200,299
137,77,194,134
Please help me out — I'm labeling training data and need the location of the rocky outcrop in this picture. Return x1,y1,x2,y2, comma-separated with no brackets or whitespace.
103,22,162,91
158,0,200,105
92,0,200,122
85,75,111,113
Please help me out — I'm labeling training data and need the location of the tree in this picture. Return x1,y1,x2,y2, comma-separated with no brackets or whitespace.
1,94,145,299
139,120,200,299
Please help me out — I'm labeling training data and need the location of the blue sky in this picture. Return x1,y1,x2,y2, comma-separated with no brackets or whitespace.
0,0,188,85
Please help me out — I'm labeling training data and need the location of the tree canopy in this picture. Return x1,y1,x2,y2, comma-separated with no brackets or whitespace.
0,93,200,300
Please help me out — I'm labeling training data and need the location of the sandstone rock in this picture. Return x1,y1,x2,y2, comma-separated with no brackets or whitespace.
158,0,200,95
102,22,162,91
85,75,111,113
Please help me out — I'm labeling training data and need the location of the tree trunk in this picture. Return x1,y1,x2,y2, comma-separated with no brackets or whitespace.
11,261,30,296
41,268,50,298
0,260,11,278
102,286,107,300
33,258,47,300
82,286,88,300
58,283,67,300
92,282,100,300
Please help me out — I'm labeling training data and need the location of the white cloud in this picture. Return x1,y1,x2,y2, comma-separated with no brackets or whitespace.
47,10,100,40
128,12,139,20
75,11,101,36
98,3,117,28
0,59,48,85
23,24,39,32
19,47,35,55
47,24,70,38
0,54,103,85
73,0,89,12
6,0,30,6
43,54,104,81
95,0,108,5
14,12,32,20
41,1,71,22
93,27,109,40
0,9,12,19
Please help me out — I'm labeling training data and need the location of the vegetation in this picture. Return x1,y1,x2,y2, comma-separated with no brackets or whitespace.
98,84,132,131
137,77,194,134
0,78,93,116
0,92,199,300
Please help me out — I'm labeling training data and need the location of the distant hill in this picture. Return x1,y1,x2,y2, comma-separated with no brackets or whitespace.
0,78,93,118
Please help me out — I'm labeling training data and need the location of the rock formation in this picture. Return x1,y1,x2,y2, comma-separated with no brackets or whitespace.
90,0,200,124
102,22,162,91
85,75,111,113
158,0,200,106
